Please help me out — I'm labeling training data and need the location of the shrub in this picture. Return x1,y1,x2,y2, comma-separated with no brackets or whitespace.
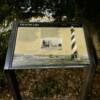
0,30,10,89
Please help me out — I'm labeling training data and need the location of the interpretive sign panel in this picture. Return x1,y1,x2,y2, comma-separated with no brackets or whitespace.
4,22,90,69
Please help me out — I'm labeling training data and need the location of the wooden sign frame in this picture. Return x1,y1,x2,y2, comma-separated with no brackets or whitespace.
4,22,96,100
4,22,92,69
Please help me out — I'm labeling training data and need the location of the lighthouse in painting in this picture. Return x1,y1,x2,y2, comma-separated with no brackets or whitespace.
70,26,78,60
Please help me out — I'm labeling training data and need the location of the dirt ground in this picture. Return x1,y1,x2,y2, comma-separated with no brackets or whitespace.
0,68,88,100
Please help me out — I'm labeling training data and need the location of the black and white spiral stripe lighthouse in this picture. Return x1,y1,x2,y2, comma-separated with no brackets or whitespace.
70,26,78,60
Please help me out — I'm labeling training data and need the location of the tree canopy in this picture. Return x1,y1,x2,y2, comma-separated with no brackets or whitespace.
0,0,100,26
76,0,100,27
0,0,76,22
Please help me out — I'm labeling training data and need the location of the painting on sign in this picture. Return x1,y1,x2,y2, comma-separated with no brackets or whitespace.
12,27,90,68
41,38,62,50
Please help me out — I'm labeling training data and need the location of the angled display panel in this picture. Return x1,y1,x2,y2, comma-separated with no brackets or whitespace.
5,23,90,69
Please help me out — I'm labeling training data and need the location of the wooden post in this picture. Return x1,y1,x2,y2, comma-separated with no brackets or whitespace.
5,70,22,100
80,24,96,100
